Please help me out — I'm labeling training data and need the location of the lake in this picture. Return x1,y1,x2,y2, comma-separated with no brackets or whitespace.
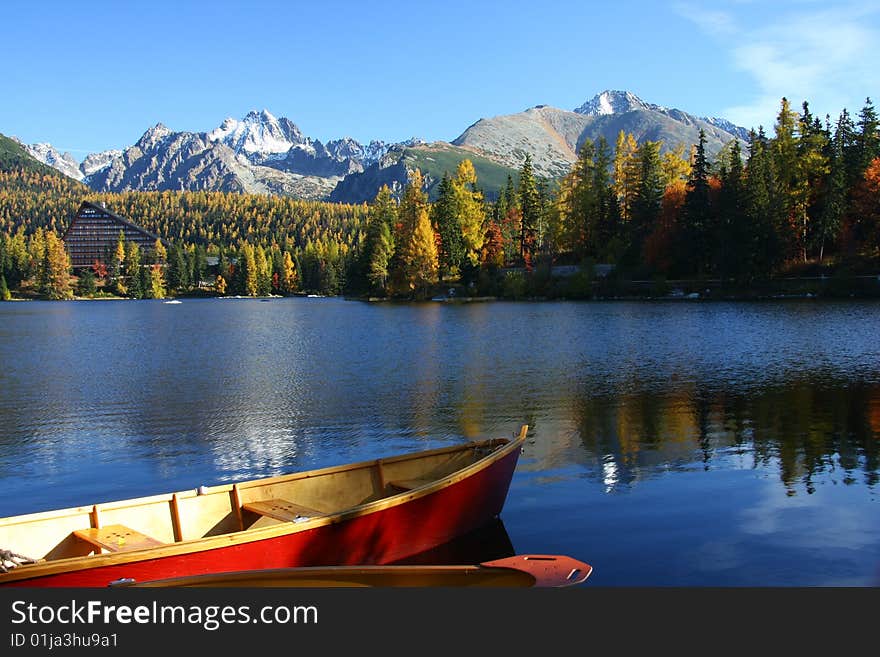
1,297,878,586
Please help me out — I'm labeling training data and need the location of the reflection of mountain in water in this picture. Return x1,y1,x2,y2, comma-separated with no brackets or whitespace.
542,377,880,496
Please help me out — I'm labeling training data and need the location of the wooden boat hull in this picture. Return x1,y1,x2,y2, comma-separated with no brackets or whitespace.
113,555,593,588
1,428,526,587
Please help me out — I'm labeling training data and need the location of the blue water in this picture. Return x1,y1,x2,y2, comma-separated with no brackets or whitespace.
1,297,878,585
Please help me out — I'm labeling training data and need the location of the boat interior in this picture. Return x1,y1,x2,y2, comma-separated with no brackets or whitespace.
0,438,510,568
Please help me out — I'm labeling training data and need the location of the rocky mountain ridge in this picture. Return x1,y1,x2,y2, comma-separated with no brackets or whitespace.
16,91,748,202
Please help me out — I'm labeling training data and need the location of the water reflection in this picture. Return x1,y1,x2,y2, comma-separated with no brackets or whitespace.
565,378,880,496
2,298,879,584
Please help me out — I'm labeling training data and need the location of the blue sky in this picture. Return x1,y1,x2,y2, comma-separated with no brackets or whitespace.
2,0,878,158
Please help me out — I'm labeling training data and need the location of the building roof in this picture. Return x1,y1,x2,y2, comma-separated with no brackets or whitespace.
62,201,166,245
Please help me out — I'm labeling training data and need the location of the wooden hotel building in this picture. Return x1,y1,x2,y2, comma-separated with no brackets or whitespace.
62,201,165,268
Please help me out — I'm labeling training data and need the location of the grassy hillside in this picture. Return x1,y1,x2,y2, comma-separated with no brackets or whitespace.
402,143,520,199
330,142,524,204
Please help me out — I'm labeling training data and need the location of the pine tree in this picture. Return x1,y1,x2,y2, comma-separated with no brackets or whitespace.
628,141,664,270
744,128,783,278
679,130,714,275
593,136,620,262
816,125,848,262
856,97,880,173
75,268,97,298
717,138,747,280
431,173,463,279
792,101,830,261
518,155,540,270
362,185,398,295
167,244,189,293
570,138,597,259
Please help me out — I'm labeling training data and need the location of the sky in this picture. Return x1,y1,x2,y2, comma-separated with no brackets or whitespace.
2,0,878,159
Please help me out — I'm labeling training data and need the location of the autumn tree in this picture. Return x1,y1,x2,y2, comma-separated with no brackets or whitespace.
148,264,166,299
772,97,800,260
392,170,438,298
496,174,521,265
452,159,486,269
112,231,127,295
280,250,298,293
849,157,880,253
235,243,258,296
661,143,692,188
152,238,167,265
254,244,271,296
613,130,640,222
41,232,73,300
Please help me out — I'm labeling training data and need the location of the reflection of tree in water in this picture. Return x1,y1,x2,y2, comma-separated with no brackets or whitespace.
572,377,880,495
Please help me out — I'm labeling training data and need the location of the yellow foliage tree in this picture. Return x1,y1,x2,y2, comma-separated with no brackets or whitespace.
451,159,486,266
281,250,298,293
42,232,73,300
394,170,438,298
614,131,640,221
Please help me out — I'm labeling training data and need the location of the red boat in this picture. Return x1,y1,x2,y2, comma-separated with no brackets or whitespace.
0,426,527,587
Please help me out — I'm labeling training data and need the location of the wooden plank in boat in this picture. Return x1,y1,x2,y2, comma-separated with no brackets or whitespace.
242,499,325,523
388,478,434,492
73,525,164,553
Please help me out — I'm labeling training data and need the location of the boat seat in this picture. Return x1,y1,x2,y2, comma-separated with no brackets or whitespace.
242,499,326,523
387,478,435,492
73,524,164,553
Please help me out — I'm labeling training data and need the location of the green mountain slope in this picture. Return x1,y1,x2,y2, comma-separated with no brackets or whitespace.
330,142,521,203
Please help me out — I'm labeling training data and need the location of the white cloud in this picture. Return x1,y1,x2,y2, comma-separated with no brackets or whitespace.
678,1,880,129
675,3,738,36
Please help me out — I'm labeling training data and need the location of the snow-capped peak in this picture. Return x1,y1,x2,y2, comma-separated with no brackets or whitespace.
208,109,304,156
21,142,84,181
574,90,658,116
81,150,123,177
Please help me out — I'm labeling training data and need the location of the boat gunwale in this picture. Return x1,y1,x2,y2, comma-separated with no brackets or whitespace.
0,427,528,584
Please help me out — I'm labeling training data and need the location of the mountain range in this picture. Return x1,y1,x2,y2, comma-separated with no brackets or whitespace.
12,90,748,203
